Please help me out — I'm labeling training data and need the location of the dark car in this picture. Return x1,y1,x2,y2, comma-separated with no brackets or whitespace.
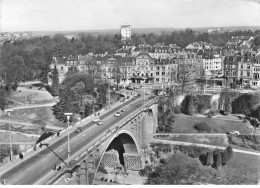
137,94,141,98
74,127,82,133
148,96,155,99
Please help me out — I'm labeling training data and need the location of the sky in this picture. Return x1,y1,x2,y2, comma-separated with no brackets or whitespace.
1,0,260,32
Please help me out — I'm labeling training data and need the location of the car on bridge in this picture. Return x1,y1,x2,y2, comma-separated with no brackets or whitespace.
145,91,151,95
121,108,126,112
74,127,82,133
97,120,103,125
93,117,101,123
114,112,121,117
148,96,155,99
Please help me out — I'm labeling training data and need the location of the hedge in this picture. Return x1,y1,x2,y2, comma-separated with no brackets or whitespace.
181,94,213,115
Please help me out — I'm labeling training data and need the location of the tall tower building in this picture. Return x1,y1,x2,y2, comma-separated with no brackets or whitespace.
120,25,131,40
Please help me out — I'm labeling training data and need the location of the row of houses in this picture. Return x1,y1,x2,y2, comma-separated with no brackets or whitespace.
50,52,204,85
50,35,260,89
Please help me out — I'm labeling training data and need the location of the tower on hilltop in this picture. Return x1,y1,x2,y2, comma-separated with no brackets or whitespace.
120,24,131,40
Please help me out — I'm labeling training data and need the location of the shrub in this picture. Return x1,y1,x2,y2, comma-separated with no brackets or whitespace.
226,146,233,162
194,122,212,133
174,105,181,114
221,150,229,165
213,150,222,169
139,165,153,176
206,151,214,166
160,158,168,164
207,111,213,118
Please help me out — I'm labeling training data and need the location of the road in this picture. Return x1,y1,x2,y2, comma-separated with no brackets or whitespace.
1,95,154,185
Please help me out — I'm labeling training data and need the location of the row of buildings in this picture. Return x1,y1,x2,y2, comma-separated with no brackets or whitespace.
50,35,260,89
50,52,203,85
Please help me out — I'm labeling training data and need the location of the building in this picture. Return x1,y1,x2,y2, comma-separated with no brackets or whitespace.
131,53,154,84
201,51,222,77
153,59,178,84
120,25,131,40
223,52,258,88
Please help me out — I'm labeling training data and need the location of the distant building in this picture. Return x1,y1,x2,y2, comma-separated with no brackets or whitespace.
120,25,131,40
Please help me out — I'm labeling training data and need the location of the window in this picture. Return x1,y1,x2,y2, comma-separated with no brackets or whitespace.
247,72,250,77
156,72,159,75
247,64,250,69
162,72,165,76
162,78,165,82
162,67,165,71
157,67,160,70
151,73,153,77
156,78,159,82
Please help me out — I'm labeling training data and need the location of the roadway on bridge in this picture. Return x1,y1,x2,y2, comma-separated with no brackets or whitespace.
2,95,154,185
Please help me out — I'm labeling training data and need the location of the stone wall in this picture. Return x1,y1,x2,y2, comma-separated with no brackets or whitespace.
123,153,142,171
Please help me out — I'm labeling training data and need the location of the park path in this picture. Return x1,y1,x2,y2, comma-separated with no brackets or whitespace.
5,102,56,111
0,141,35,144
154,133,226,136
0,119,62,131
152,138,260,156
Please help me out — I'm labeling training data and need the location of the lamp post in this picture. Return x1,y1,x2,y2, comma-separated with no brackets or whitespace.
6,109,13,161
64,113,73,160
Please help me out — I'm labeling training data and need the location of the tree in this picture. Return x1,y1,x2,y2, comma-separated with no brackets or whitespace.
225,96,232,114
187,95,195,116
145,153,209,185
179,64,192,95
213,150,222,169
206,151,214,166
73,81,85,108
226,146,233,162
52,87,80,123
198,68,206,94
221,150,229,166
51,65,60,96
0,87,8,112
157,97,175,133
111,64,122,90
4,55,27,92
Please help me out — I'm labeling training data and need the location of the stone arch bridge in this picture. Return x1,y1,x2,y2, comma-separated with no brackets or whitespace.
49,102,158,185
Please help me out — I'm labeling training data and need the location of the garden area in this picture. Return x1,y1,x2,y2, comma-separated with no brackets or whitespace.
154,134,229,147
228,135,260,152
140,143,260,184
171,114,252,134
9,86,56,106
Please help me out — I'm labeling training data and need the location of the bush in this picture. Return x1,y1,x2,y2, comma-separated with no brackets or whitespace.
206,151,214,166
174,105,181,114
221,150,229,165
139,165,153,176
226,146,233,162
213,150,222,169
194,122,212,133
181,94,212,115
207,111,213,118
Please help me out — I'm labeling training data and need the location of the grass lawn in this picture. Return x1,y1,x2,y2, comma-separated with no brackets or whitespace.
10,88,55,105
172,114,252,134
226,152,260,182
155,134,229,147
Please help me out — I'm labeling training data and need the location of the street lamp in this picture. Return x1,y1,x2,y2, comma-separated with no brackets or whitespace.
64,113,73,159
6,109,13,161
